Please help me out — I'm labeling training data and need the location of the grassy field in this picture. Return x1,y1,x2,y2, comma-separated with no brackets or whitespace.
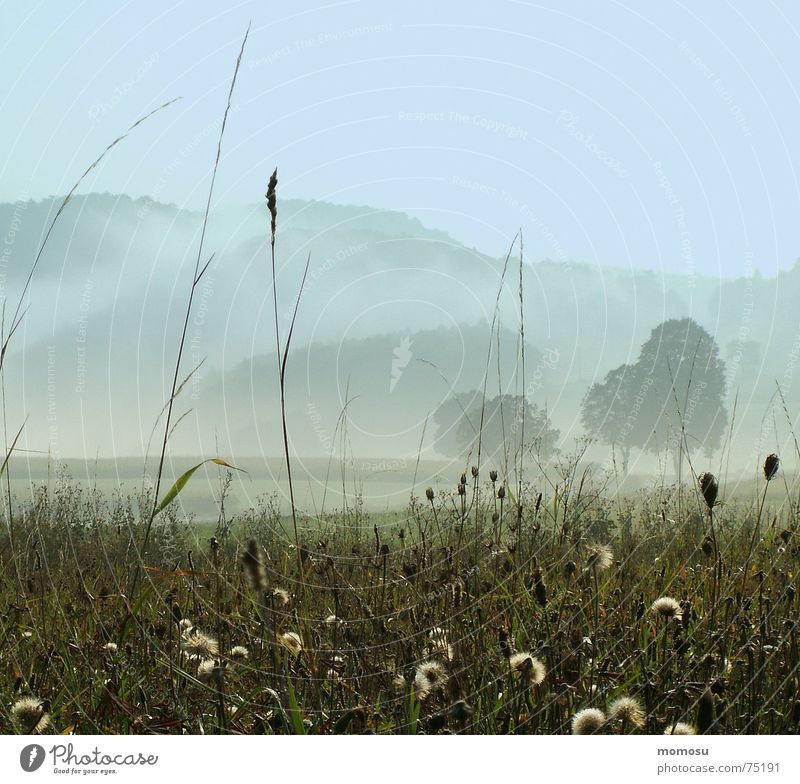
7,456,462,520
2,32,797,737
1,461,798,735
10,455,793,519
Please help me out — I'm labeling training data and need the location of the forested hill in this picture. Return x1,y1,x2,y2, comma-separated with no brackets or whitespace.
0,193,795,463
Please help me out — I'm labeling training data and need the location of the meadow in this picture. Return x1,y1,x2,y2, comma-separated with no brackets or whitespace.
0,457,798,735
1,28,798,737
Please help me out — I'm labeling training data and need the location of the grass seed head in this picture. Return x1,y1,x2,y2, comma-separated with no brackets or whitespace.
697,689,716,734
764,453,780,481
241,538,267,593
266,169,278,242
698,472,718,509
532,565,548,606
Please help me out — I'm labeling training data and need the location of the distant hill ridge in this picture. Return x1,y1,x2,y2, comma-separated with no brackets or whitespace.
1,192,798,462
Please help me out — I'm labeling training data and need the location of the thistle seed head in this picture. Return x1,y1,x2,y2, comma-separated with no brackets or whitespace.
651,596,682,621
664,721,697,735
509,652,546,686
572,707,606,735
182,628,219,659
608,696,645,729
11,697,52,734
414,660,447,701
586,544,613,571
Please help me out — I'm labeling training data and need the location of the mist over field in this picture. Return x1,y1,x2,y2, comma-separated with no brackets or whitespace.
2,192,799,507
6,2,800,744
3,2,800,514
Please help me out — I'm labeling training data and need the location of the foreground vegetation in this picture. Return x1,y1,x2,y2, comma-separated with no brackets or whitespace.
1,459,798,735
1,27,797,738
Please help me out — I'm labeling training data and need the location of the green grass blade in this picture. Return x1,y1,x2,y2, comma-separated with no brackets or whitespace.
154,458,242,516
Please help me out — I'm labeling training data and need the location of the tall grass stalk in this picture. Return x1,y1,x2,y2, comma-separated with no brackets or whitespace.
266,168,311,574
0,99,180,594
128,27,249,608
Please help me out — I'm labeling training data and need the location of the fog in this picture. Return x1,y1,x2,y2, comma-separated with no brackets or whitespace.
2,193,799,507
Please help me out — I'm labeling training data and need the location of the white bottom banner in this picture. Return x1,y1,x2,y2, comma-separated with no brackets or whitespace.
0,735,796,783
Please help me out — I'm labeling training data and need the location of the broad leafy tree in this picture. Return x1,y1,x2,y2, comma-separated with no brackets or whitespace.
434,392,559,462
582,318,727,472
581,363,638,472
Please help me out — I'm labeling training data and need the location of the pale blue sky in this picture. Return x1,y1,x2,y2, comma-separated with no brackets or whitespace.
2,0,799,276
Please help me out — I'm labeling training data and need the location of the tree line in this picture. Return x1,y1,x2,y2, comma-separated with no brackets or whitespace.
433,318,727,473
